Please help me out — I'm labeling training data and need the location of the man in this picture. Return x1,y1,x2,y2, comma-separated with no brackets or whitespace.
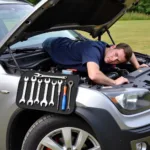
42,37,148,86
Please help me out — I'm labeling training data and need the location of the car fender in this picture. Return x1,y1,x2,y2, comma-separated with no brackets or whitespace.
75,106,124,150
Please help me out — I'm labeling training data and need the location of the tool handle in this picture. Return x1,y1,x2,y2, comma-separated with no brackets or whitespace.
61,84,67,110
61,95,67,110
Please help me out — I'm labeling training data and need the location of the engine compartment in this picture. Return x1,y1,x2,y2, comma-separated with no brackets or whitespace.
90,67,150,91
0,48,150,90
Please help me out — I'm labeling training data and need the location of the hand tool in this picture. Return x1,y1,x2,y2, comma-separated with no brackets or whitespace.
49,80,57,106
40,78,50,107
61,80,67,111
34,79,42,104
34,73,67,79
19,76,29,104
67,80,74,110
27,76,37,105
57,80,63,110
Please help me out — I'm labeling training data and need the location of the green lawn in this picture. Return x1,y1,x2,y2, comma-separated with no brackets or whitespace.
79,20,150,55
120,12,150,20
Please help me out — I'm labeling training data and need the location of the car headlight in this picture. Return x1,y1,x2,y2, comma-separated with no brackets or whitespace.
103,88,150,115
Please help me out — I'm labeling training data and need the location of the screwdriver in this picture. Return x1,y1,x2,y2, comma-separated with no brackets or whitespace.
61,80,67,111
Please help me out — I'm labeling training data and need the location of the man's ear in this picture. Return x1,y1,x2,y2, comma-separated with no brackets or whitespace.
110,45,116,49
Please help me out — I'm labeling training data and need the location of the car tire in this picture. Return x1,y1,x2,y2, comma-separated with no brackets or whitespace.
21,114,102,150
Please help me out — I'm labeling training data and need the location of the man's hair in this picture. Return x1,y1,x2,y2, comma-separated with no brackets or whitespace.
116,43,133,61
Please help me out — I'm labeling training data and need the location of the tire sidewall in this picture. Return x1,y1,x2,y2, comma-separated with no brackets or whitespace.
22,115,94,150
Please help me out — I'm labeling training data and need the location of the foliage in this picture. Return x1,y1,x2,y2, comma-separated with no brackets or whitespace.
27,0,40,5
130,0,150,14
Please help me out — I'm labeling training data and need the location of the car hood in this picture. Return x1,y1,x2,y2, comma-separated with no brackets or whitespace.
0,0,138,54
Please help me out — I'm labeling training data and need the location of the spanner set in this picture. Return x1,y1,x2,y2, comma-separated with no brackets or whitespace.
16,71,79,114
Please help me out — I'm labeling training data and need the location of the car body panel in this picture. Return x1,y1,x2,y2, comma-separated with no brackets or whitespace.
76,86,150,130
0,66,20,149
76,106,150,150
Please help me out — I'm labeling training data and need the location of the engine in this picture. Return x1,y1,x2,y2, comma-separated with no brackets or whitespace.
0,48,150,90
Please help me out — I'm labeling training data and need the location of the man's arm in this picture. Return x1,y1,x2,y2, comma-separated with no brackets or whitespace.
130,53,149,69
87,62,129,85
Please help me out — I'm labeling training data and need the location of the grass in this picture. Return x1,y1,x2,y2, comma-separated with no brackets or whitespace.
78,20,150,55
120,12,150,20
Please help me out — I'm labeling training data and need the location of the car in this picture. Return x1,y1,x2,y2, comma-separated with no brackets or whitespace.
0,0,150,150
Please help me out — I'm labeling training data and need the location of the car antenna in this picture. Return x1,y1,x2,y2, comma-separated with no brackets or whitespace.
7,46,21,72
105,27,115,45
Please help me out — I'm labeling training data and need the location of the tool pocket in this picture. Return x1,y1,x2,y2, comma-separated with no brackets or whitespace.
16,71,79,114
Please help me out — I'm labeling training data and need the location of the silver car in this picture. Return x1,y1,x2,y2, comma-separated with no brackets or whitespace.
0,0,150,150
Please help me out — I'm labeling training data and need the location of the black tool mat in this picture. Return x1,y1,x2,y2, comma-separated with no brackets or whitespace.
16,71,80,114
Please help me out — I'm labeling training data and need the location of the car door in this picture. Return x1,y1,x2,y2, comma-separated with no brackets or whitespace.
0,65,20,150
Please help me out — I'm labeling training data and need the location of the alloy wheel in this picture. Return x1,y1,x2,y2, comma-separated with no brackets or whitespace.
36,127,101,150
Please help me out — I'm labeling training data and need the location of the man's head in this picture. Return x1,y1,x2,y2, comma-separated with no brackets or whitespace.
104,43,133,64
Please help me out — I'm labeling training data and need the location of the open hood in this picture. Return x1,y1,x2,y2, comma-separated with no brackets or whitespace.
0,0,138,54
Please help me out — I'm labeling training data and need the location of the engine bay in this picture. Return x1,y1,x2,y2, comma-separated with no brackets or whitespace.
90,67,150,91
0,48,150,90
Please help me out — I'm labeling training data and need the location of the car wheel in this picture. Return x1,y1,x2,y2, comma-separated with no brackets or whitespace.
21,115,101,150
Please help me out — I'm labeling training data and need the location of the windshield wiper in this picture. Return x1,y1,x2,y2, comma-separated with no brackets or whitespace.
3,47,42,54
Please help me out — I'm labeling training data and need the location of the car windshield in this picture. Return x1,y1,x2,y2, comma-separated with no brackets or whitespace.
11,30,79,49
0,4,32,42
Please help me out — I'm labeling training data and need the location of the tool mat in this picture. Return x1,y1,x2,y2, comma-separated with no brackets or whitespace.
16,71,79,114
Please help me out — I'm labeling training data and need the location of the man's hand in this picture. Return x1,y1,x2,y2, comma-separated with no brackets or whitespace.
137,64,149,69
114,76,129,85
130,53,149,69
87,62,129,86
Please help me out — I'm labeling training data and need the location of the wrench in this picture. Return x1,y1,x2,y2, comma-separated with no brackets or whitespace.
34,73,67,79
40,78,50,107
57,80,63,110
19,76,29,104
67,80,74,110
34,79,42,104
49,80,57,106
27,76,37,106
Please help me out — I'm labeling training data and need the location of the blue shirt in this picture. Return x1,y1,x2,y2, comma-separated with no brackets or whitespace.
43,37,108,72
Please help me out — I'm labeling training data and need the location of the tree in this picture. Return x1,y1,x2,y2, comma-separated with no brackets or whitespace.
130,0,150,14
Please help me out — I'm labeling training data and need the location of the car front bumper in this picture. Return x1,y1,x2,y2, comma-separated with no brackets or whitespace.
126,126,150,150
76,107,150,150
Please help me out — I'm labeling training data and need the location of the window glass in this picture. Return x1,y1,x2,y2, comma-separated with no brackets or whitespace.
0,4,32,41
